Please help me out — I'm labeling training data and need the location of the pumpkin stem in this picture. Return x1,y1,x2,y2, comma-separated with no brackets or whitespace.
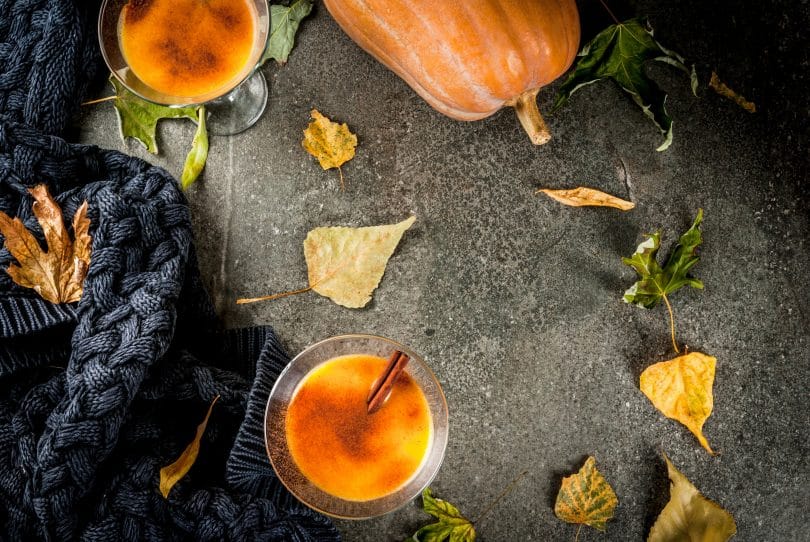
512,89,551,145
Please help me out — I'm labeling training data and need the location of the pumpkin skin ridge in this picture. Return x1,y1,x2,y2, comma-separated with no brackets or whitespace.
323,0,581,127
326,0,499,119
551,0,581,78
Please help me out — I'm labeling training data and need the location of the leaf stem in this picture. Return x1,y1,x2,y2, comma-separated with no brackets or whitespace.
235,286,312,304
596,0,621,25
575,524,582,542
337,166,345,191
473,470,529,527
81,96,117,106
662,293,680,354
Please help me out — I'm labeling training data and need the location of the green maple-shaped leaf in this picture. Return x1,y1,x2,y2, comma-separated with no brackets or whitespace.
623,209,704,309
411,488,476,542
262,0,313,65
553,18,698,151
110,77,197,154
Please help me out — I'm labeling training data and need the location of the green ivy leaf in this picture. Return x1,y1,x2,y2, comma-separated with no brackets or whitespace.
181,106,208,190
411,488,476,542
262,0,313,65
623,209,704,308
553,18,698,151
110,77,197,154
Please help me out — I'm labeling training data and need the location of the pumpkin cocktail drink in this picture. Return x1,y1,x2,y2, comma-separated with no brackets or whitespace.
119,0,257,98
285,352,432,501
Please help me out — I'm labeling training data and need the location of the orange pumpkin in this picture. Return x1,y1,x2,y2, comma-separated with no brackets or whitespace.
322,0,580,145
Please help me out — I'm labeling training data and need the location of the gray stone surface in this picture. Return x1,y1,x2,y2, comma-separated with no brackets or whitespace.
76,0,808,540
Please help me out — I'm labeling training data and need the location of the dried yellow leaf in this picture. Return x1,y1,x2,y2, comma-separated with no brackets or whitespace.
301,109,357,189
159,395,219,499
640,352,716,454
648,453,736,542
304,216,416,308
709,72,756,113
0,185,91,304
236,217,416,308
537,187,635,210
554,456,618,533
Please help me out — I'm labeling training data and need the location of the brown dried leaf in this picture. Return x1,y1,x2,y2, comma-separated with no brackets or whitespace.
159,395,219,499
538,187,635,211
0,185,91,304
709,72,756,113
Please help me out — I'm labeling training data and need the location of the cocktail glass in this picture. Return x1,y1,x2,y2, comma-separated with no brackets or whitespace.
98,0,270,135
265,334,449,519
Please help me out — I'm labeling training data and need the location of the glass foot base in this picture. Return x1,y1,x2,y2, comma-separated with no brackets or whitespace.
206,70,269,136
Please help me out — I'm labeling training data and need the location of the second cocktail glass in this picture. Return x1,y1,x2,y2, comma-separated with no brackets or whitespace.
99,0,270,135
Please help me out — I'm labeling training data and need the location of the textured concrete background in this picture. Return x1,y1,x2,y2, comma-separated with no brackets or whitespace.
77,0,809,540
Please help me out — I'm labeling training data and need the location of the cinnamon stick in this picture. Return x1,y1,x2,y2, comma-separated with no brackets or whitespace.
367,350,410,414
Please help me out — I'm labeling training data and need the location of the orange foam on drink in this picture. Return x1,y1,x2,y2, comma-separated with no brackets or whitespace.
120,0,256,98
285,354,432,501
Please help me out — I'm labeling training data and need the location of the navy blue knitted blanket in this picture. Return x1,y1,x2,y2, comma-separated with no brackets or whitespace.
0,1,338,540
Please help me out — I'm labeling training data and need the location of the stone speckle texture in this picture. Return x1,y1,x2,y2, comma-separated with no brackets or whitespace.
76,0,808,540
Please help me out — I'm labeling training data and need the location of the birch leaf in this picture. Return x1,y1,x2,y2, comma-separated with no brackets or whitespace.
538,187,635,210
554,456,618,533
553,19,697,151
302,109,357,189
0,185,91,304
648,454,736,542
411,488,476,542
262,0,314,65
159,396,219,498
180,106,208,190
640,352,716,454
236,216,416,308
305,216,415,308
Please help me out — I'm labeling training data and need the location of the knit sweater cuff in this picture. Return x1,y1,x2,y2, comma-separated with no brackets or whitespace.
0,292,76,338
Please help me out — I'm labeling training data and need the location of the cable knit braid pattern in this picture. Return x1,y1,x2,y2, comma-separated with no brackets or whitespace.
0,1,339,540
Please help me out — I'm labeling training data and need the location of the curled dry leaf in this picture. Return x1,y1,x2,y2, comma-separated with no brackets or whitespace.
640,352,716,454
538,187,635,210
0,185,91,304
648,454,736,542
237,216,416,308
709,71,756,113
181,106,208,190
159,395,219,498
301,109,357,190
411,488,476,542
554,456,618,534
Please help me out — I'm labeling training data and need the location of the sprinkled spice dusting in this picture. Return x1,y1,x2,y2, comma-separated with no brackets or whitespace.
285,354,432,501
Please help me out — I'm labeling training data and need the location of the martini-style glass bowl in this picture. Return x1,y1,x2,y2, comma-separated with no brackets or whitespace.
98,0,270,135
265,334,449,519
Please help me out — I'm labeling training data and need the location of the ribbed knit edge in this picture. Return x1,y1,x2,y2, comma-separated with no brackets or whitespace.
225,326,287,495
225,326,340,540
0,293,76,339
